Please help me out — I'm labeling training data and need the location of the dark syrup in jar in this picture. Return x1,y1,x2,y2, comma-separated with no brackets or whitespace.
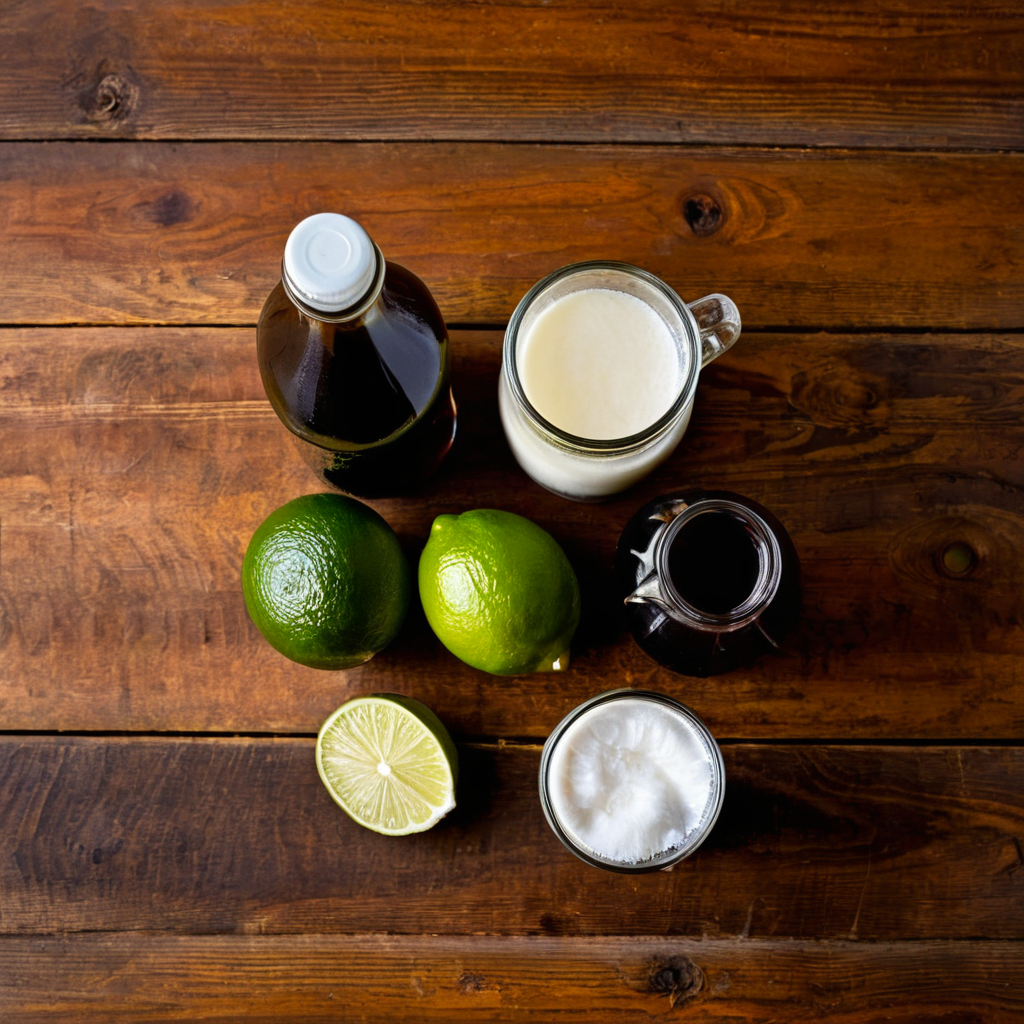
615,490,801,677
666,511,761,615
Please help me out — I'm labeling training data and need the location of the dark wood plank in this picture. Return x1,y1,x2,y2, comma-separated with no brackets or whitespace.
0,143,1022,328
3,934,1023,1022
2,738,1022,938
2,327,1024,739
2,1,1022,149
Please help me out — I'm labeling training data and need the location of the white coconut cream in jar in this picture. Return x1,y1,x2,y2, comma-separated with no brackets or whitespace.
539,691,725,870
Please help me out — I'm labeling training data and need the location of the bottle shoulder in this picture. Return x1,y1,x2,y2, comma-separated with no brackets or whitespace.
379,261,448,339
256,267,451,451
257,265,446,342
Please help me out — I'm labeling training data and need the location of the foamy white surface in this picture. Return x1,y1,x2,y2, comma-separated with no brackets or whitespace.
518,288,683,440
547,698,714,864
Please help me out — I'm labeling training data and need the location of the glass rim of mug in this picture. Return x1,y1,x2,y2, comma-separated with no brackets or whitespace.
503,261,702,454
538,689,726,873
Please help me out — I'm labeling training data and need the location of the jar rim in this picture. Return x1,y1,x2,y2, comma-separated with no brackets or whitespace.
656,499,784,631
538,689,726,873
503,262,702,455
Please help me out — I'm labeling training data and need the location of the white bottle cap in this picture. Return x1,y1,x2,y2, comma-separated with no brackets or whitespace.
282,213,377,313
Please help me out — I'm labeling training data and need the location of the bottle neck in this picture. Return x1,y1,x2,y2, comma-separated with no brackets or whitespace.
656,500,782,632
281,243,386,324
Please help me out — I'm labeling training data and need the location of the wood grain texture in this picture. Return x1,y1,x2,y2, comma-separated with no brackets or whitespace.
1,143,1022,328
3,934,1023,1022
1,2,1020,1010
1,1,1022,149
2,327,1024,738
2,737,1023,939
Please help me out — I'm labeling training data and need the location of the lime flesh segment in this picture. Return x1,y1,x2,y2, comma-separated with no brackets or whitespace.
316,696,457,835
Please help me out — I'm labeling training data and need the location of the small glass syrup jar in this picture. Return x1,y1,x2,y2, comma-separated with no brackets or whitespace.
615,490,801,676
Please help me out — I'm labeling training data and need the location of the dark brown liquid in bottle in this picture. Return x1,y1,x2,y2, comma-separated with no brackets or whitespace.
258,263,456,497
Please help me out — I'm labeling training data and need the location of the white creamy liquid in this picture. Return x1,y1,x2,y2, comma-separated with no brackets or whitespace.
518,289,683,440
547,698,715,864
500,286,694,500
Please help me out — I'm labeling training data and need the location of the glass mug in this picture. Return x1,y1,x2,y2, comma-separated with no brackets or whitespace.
499,261,741,501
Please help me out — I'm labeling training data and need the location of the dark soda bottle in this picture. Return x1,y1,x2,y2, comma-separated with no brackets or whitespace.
257,213,456,497
615,490,801,676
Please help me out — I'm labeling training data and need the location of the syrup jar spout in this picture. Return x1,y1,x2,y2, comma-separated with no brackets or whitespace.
625,570,672,612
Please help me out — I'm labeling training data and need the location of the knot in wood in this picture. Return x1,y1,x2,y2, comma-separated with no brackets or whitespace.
457,972,486,994
788,367,889,431
683,194,723,237
648,955,704,1007
936,541,978,579
139,191,194,228
85,72,138,124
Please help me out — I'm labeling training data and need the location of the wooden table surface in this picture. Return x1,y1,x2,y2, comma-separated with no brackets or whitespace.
2,2,1023,1020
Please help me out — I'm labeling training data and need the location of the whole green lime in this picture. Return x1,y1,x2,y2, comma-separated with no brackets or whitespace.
242,493,411,670
419,509,580,675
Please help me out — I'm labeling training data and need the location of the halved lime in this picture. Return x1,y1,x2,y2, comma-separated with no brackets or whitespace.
315,695,458,835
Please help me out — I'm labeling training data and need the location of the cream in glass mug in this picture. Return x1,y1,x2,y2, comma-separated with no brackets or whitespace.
498,262,741,501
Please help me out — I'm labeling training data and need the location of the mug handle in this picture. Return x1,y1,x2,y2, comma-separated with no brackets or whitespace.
688,294,741,367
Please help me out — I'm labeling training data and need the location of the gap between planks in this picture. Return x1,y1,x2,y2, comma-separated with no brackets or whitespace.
3,323,1024,335
1,136,1023,154
1,731,1024,749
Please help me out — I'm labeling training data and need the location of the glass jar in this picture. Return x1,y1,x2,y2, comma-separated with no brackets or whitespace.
257,214,456,498
539,689,726,872
499,261,740,501
615,490,801,677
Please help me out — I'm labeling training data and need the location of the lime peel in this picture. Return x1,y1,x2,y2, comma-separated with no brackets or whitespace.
419,509,581,677
242,493,411,671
